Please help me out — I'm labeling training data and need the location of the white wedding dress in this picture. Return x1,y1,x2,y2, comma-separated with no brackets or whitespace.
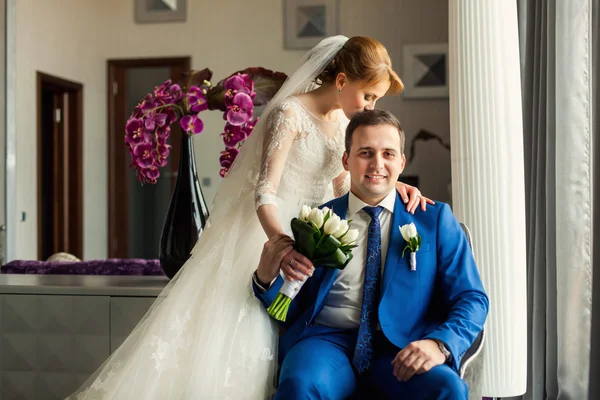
70,40,353,398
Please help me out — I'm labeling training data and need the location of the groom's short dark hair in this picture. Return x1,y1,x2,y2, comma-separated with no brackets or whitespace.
345,110,405,153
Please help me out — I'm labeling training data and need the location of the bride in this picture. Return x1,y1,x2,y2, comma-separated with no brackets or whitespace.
70,35,431,399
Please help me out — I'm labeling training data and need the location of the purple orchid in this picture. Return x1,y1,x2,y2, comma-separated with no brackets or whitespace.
143,166,160,183
187,86,208,113
221,123,247,148
219,167,230,178
153,80,172,96
155,141,171,167
242,117,259,137
225,74,254,94
133,142,155,169
125,118,145,145
220,148,239,167
168,83,182,95
180,115,204,135
144,113,168,131
220,159,232,170
165,108,178,125
152,81,183,107
141,98,157,114
131,94,154,117
168,84,184,103
226,92,253,126
219,147,239,178
156,126,171,141
124,70,277,184
224,74,255,106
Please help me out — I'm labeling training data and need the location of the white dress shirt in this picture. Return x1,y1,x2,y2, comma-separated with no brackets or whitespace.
313,189,396,329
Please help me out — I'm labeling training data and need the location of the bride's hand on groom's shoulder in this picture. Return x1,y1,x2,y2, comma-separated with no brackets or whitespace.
395,182,435,214
257,234,295,284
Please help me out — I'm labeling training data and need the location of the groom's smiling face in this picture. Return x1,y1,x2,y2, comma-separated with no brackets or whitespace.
343,123,406,205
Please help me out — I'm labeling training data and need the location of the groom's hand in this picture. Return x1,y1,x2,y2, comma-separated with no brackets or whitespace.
280,249,314,282
256,234,295,285
391,339,446,382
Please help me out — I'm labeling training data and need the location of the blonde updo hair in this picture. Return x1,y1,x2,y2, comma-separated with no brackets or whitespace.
315,36,404,95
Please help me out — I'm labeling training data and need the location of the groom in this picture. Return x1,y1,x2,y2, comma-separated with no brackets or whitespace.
252,110,489,399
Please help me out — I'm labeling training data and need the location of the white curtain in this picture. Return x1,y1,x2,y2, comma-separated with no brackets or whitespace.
449,1,527,396
520,0,594,398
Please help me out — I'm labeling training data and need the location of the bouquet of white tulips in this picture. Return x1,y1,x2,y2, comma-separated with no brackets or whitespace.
267,205,359,321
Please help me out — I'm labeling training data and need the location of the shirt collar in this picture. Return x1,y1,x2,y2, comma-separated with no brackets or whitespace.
348,188,396,218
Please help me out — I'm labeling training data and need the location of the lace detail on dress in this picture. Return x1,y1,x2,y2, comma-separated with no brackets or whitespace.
265,110,300,158
332,170,350,198
146,310,192,375
75,361,124,398
255,180,279,209
260,348,275,361
254,101,300,210
254,97,349,210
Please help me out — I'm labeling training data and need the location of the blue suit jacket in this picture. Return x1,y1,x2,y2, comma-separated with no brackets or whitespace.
254,193,489,372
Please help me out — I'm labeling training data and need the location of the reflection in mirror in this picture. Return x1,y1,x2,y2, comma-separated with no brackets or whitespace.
125,67,173,259
107,59,191,259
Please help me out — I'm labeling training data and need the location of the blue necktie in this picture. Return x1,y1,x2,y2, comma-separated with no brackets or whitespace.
352,206,383,374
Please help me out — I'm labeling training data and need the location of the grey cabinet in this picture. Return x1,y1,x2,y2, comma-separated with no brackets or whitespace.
0,294,110,400
109,297,155,353
0,275,166,400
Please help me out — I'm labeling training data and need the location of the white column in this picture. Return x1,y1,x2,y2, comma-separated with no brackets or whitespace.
449,1,527,397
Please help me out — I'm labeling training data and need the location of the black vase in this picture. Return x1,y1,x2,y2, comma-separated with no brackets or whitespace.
159,133,210,279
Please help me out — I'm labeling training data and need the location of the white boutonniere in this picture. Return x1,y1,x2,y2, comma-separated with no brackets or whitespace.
400,223,421,271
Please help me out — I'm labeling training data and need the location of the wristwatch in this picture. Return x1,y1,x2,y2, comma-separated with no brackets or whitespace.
434,340,452,362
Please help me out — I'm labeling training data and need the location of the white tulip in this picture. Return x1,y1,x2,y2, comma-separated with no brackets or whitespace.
332,220,349,239
323,215,341,235
341,229,359,244
299,205,312,221
400,223,418,242
321,207,331,217
309,208,325,229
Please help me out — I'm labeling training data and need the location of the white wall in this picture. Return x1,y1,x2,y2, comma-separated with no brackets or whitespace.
16,0,110,260
349,0,452,203
15,0,449,260
0,0,6,263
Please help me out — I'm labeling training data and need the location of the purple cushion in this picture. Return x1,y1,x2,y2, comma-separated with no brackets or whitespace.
1,259,165,276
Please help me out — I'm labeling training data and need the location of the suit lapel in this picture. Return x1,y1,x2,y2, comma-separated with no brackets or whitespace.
323,195,349,221
312,193,418,314
382,193,415,295
312,195,349,319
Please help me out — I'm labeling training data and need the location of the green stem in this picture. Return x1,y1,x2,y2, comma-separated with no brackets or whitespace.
267,294,286,314
273,299,285,314
267,293,292,322
142,102,185,117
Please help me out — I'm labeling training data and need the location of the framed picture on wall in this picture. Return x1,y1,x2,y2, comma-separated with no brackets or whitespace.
135,0,187,24
284,0,340,50
402,43,449,99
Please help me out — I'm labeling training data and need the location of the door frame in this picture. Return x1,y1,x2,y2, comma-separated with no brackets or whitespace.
107,57,191,258
36,71,84,260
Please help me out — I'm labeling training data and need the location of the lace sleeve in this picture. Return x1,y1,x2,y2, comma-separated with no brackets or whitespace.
332,171,350,198
254,103,299,209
